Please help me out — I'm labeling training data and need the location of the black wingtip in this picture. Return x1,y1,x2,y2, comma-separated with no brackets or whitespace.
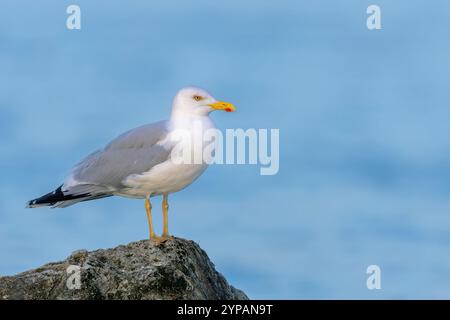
27,185,106,209
26,199,36,208
27,185,73,208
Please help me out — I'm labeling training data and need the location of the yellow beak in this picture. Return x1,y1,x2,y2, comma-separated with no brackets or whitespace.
208,101,236,112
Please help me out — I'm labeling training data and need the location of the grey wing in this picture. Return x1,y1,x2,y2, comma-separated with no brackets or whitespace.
65,120,171,192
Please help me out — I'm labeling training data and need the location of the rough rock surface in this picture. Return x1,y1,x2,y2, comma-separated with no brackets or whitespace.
0,237,248,300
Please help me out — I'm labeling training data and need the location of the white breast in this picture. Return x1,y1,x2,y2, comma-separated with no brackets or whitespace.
119,115,215,198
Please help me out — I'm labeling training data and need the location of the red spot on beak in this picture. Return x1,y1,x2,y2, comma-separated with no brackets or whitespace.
225,108,232,112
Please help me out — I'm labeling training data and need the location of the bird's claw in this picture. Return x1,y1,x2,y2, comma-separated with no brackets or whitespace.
150,235,173,244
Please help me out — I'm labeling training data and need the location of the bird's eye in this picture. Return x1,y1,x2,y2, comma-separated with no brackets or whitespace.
193,95,203,101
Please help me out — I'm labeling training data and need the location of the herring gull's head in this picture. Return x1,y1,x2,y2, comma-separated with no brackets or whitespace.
171,87,236,116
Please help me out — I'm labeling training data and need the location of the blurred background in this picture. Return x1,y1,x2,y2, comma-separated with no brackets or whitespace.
1,0,450,299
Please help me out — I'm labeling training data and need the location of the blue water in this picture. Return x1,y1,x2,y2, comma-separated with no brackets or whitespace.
1,0,450,299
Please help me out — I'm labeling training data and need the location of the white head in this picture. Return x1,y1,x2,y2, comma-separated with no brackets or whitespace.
171,87,236,117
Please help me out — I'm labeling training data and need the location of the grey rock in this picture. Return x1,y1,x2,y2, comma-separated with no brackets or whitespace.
0,237,248,300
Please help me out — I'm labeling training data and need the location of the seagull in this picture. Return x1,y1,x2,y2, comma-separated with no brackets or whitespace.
27,87,236,241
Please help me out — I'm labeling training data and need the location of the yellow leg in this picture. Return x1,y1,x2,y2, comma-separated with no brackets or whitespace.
162,194,169,238
145,196,156,239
